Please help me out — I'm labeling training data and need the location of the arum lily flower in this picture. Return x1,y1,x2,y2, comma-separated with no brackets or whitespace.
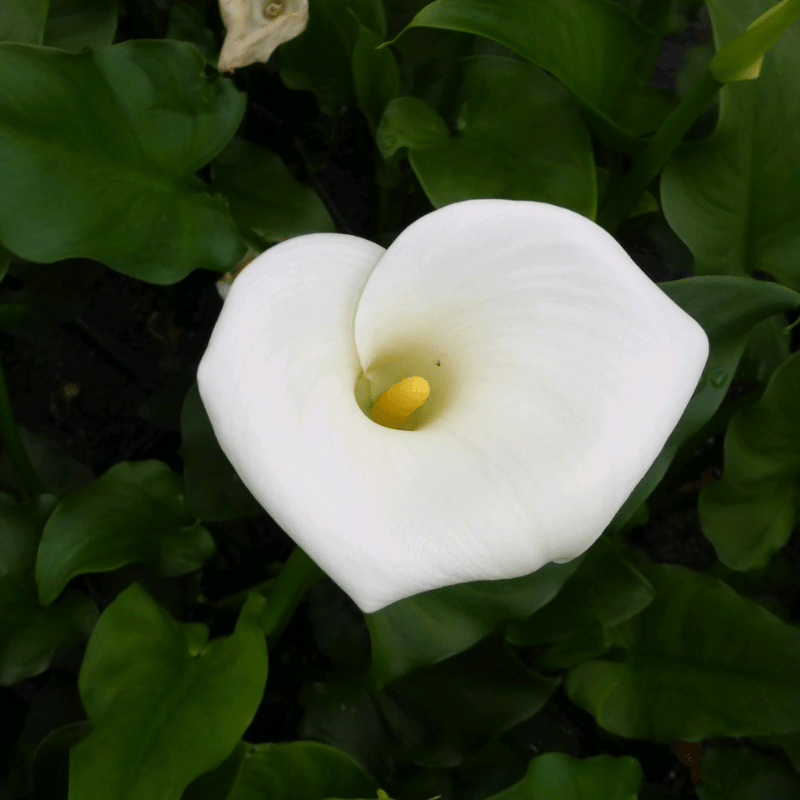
217,0,309,73
198,199,708,613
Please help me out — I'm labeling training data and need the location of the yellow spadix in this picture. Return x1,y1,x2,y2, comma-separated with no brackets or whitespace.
370,376,430,430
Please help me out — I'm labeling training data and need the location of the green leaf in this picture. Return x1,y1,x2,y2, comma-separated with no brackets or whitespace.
366,557,584,690
36,460,215,606
298,678,392,780
661,0,800,291
166,1,217,64
697,745,800,800
182,741,249,800
566,563,800,741
0,0,48,44
278,0,386,116
352,23,401,135
403,56,596,216
709,0,800,83
379,635,558,768
610,276,800,532
68,585,268,800
483,753,641,800
0,242,11,280
224,741,378,800
753,731,800,773
505,537,654,669
42,0,117,52
699,349,800,570
377,97,450,158
0,425,95,498
180,382,263,521
389,0,658,136
737,315,792,384
0,493,97,686
211,138,335,249
0,40,246,284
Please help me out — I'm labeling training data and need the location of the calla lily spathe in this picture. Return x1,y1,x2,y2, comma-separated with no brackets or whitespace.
217,0,308,73
198,200,709,613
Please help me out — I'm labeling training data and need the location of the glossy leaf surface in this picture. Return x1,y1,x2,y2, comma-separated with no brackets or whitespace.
567,564,800,741
212,137,336,248
0,493,97,685
36,460,215,606
393,56,596,215
661,0,800,291
0,40,246,284
68,585,268,800
700,349,800,569
366,558,584,689
225,741,378,800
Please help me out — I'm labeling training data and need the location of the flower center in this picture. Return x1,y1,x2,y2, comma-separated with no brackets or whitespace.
369,376,430,430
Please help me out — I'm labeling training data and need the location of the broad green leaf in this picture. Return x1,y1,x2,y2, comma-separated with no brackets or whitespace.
211,138,335,249
753,731,800,773
379,635,558,767
0,493,97,686
661,0,800,291
166,0,217,64
505,537,653,669
0,425,95,498
610,276,800,532
225,741,378,800
700,482,797,571
180,382,263,521
182,741,249,800
400,56,595,216
366,557,584,690
697,745,800,800
0,0,47,44
0,242,10,280
483,753,641,800
738,315,792,384
352,23,401,135
42,0,117,52
389,0,664,137
278,0,386,116
377,97,450,158
36,460,215,606
709,0,800,82
69,585,268,800
0,40,246,284
699,349,800,570
307,579,372,671
533,617,610,672
299,677,395,779
566,563,800,741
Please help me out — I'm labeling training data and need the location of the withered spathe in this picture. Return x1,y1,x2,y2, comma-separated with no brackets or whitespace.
217,0,309,72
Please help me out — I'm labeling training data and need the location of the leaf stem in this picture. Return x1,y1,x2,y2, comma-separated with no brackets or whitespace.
259,545,325,647
597,69,722,236
0,354,44,498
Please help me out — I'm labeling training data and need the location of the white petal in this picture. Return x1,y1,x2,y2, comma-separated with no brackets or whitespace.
198,200,709,613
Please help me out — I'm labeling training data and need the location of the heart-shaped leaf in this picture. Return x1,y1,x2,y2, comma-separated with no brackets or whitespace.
36,460,215,606
567,563,800,741
0,40,246,284
68,584,268,800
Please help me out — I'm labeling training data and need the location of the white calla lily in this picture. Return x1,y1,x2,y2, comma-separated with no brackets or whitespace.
217,0,309,73
198,199,709,613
